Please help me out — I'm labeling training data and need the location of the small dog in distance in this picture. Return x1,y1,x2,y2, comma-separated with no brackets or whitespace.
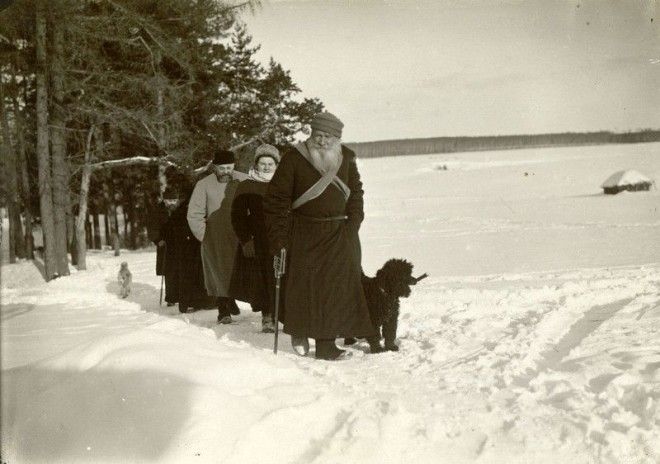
346,259,427,353
118,261,132,298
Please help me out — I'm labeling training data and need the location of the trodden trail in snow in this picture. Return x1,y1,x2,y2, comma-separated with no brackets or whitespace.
2,143,660,463
2,252,659,464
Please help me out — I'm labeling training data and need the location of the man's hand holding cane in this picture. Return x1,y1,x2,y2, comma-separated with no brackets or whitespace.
273,248,287,354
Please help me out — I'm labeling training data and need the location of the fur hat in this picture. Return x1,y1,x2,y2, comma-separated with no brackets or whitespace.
310,112,344,138
254,144,280,164
213,148,235,165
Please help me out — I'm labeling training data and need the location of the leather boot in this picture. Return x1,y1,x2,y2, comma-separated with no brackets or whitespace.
367,336,385,354
315,339,351,361
217,298,232,324
229,299,240,315
291,336,310,356
384,340,399,351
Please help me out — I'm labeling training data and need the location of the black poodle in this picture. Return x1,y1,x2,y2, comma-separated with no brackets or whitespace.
346,259,427,353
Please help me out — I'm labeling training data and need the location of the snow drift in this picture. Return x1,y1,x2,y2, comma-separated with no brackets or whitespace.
2,142,660,464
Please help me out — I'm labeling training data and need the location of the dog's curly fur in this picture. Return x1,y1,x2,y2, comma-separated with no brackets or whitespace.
354,258,418,352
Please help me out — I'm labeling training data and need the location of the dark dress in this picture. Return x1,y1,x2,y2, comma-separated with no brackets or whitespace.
147,201,169,276
146,201,175,303
263,144,376,339
229,180,275,315
162,201,214,310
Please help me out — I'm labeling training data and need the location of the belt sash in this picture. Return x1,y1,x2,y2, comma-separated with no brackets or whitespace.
291,142,351,210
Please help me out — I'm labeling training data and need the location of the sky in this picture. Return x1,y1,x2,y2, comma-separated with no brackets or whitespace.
240,0,659,142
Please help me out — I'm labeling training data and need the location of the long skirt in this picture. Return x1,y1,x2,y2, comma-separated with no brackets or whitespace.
229,246,274,313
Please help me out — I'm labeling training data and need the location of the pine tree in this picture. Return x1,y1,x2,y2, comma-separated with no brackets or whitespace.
1,0,323,275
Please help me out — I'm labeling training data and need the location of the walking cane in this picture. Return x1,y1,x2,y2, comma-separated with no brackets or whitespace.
159,242,166,306
273,248,287,354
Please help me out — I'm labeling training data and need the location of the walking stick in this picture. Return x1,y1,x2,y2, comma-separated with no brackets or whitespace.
159,275,164,306
273,248,287,354
159,242,166,306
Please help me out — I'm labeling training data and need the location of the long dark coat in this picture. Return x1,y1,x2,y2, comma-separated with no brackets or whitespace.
146,202,169,276
162,201,214,309
228,179,274,313
263,144,376,339
146,201,178,303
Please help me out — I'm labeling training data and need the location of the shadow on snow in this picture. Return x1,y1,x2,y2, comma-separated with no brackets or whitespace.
104,280,281,354
1,366,193,462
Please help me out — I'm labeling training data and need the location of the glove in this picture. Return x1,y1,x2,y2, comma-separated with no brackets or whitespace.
271,240,287,256
273,247,287,276
241,240,256,258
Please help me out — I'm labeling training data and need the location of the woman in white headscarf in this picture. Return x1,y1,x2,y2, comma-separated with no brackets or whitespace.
229,144,281,332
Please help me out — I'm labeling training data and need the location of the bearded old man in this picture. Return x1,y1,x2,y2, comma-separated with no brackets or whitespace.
187,148,245,324
264,112,375,360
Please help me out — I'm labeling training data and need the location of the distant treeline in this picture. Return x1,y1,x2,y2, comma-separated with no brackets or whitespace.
346,130,660,158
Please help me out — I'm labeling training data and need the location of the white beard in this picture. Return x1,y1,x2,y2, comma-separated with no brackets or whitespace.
308,139,342,174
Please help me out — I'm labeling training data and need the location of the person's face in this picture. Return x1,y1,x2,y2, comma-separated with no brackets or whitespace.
163,199,179,210
256,156,277,174
213,163,234,181
309,129,338,149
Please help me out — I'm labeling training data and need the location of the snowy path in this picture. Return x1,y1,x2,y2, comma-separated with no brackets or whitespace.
3,143,660,463
2,253,659,464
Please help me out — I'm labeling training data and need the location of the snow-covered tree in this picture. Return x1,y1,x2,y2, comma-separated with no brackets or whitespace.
1,0,324,276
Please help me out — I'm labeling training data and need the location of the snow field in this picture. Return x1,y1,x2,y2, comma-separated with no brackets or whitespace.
2,142,660,463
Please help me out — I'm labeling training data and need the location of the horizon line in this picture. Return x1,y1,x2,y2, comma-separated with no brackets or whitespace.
345,128,660,145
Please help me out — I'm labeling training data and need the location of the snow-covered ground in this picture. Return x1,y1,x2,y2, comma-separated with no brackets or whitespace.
2,143,659,464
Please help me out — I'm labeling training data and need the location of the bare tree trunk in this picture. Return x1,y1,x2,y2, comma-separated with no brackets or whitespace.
123,208,129,247
112,203,119,234
103,211,110,246
0,151,17,263
66,200,75,259
0,82,21,262
75,126,94,270
49,4,70,276
36,0,58,280
7,204,17,264
130,206,138,250
12,73,34,260
92,212,101,249
102,180,120,256
112,199,120,256
124,191,138,249
10,207,26,259
113,232,120,256
85,214,91,249
107,128,120,256
154,49,168,200
70,229,78,266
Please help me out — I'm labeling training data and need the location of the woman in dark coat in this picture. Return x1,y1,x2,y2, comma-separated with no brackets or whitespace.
263,112,375,360
147,194,176,305
229,144,281,332
162,187,214,313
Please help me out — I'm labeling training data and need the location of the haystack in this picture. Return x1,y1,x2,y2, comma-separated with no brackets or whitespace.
601,170,654,194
